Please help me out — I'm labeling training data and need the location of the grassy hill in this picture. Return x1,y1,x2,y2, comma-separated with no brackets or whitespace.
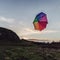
0,27,60,60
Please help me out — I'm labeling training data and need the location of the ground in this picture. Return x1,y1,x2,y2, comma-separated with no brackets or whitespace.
0,45,60,60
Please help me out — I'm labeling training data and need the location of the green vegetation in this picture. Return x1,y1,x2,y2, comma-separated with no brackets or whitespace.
0,45,60,60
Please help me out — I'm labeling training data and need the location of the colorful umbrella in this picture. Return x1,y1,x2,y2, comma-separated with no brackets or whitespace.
33,12,48,31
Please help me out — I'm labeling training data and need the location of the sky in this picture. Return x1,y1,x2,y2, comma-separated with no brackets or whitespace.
0,0,60,42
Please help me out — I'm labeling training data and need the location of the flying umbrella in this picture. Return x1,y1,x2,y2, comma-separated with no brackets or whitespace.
33,12,48,31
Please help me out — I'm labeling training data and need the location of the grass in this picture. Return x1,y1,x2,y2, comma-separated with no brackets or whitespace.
0,45,60,60
0,39,60,60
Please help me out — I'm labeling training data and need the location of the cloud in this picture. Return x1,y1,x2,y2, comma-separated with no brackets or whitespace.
18,27,59,36
19,28,60,42
0,16,15,23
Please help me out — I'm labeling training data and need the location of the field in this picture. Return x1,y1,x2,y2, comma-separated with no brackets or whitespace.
0,41,60,60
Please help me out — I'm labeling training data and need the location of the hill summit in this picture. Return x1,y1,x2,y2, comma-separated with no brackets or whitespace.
0,27,20,43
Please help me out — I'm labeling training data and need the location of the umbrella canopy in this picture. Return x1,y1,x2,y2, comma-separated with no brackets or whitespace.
33,12,48,31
